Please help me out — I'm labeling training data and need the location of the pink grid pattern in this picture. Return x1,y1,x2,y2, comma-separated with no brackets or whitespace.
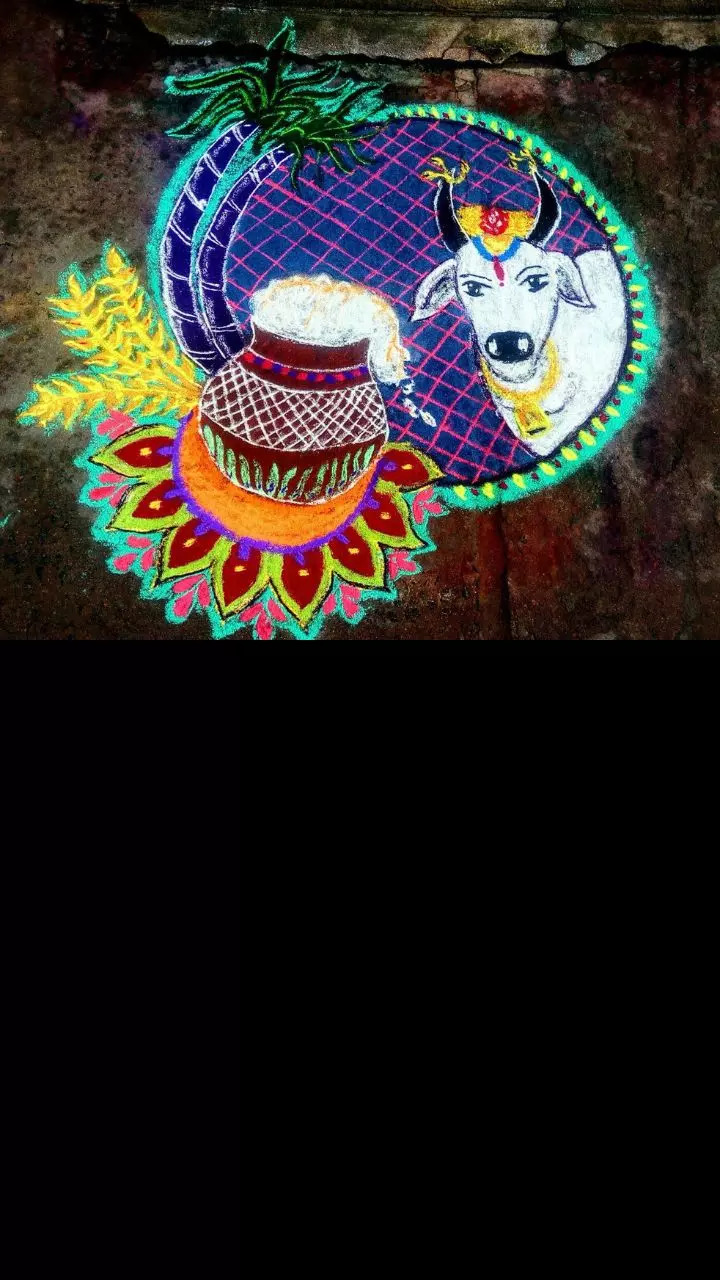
224,117,607,484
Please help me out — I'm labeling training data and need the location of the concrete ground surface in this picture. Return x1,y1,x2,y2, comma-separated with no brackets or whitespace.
0,0,719,639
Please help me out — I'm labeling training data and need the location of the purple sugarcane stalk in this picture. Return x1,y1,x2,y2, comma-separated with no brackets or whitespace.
194,147,288,364
159,120,259,373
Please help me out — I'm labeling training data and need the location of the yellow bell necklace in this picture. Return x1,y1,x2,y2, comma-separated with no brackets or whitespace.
481,340,560,440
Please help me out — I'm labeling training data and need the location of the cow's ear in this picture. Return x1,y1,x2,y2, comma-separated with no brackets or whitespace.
554,255,593,308
412,260,457,321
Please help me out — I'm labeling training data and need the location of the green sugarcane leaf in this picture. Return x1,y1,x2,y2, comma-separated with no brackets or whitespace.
288,151,304,191
238,454,251,487
167,85,255,138
166,67,263,97
264,33,288,105
275,86,352,106
280,85,346,105
239,69,270,109
257,107,307,130
345,140,376,167
277,81,337,102
267,17,296,55
167,90,243,137
270,123,305,144
281,67,339,90
266,462,280,497
324,143,353,176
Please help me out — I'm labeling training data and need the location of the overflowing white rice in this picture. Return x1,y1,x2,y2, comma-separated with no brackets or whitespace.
250,274,409,385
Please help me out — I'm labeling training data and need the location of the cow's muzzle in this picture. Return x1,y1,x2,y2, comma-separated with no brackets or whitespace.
485,332,534,363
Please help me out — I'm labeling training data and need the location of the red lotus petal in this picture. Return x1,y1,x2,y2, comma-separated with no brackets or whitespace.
380,448,434,490
328,524,376,580
88,486,117,501
140,547,156,572
132,479,185,522
196,579,211,609
165,518,221,572
113,553,135,573
322,593,338,616
127,535,152,549
112,434,174,471
280,548,326,612
220,544,264,609
362,490,407,540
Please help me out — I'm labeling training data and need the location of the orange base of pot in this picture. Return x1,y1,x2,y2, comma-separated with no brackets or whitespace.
177,409,378,549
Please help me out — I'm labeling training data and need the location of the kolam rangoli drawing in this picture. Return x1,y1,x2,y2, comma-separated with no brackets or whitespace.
20,19,658,639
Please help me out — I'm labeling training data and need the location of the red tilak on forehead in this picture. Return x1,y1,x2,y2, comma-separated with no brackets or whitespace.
492,258,505,284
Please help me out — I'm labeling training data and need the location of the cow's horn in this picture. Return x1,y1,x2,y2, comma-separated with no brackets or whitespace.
434,178,468,254
526,171,561,246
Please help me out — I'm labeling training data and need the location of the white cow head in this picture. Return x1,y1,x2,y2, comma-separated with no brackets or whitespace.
412,156,593,384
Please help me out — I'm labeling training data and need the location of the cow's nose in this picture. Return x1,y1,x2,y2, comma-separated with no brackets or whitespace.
485,332,535,363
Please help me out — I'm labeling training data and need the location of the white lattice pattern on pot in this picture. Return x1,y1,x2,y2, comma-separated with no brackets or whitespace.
200,358,387,451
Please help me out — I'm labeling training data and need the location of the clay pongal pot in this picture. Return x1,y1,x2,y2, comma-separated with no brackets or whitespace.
198,323,389,504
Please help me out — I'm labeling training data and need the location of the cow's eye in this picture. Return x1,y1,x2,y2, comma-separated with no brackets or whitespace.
525,275,549,293
463,281,486,298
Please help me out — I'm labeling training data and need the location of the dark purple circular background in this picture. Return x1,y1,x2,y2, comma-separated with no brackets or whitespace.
224,117,609,485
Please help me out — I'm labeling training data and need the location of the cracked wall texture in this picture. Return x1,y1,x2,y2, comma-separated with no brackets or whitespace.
76,0,720,66
0,0,719,638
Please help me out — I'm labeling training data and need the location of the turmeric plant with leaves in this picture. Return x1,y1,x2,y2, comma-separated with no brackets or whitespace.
20,244,202,431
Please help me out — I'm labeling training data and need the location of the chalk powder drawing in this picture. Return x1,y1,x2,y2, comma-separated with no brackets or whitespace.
19,19,658,639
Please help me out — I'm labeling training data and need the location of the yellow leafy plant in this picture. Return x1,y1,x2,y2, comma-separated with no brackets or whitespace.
19,244,202,430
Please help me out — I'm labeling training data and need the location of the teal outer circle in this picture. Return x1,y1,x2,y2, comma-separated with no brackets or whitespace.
147,100,659,515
